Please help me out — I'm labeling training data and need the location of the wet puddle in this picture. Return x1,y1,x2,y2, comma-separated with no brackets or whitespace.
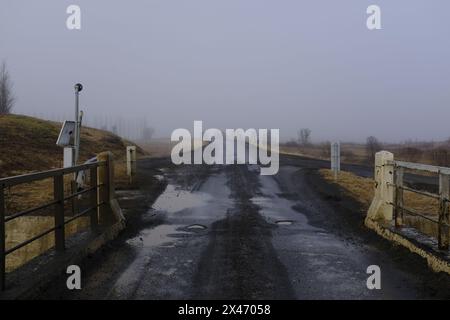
252,174,311,227
276,220,294,226
152,184,212,214
187,224,207,230
126,224,189,248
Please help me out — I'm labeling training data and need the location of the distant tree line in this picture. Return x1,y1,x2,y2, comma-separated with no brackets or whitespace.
366,136,382,162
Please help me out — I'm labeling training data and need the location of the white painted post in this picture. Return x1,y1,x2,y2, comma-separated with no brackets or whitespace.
126,146,137,184
331,142,340,180
366,151,394,222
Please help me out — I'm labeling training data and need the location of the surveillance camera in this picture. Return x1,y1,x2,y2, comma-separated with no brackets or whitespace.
74,83,83,92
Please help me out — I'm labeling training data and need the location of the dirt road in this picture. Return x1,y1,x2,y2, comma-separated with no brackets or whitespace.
40,156,450,299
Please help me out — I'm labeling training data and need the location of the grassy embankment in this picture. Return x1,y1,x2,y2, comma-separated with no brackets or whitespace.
0,114,146,271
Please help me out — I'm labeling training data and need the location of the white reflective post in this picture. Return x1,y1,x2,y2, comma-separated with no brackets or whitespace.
331,142,340,180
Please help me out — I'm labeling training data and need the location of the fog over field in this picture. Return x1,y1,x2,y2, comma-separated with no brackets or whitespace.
1,1,449,142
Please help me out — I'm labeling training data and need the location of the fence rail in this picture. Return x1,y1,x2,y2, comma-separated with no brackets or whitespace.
391,161,450,250
0,160,109,291
390,160,450,176
368,153,450,251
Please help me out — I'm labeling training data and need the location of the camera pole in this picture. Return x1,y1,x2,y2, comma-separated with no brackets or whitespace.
74,83,83,165
72,83,83,215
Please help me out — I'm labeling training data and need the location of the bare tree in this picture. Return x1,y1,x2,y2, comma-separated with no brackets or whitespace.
0,61,15,114
366,136,382,162
298,128,311,146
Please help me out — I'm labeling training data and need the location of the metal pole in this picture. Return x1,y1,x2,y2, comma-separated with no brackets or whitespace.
72,83,83,215
73,83,83,166
74,88,79,166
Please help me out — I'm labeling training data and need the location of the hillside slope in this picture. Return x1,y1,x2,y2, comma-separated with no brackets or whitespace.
0,114,145,178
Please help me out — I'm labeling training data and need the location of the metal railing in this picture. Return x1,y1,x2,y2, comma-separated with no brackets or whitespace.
388,160,450,250
0,160,108,291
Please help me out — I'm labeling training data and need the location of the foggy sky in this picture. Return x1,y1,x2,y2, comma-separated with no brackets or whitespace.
1,1,449,142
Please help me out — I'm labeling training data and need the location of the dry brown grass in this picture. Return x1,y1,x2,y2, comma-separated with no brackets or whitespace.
281,140,450,167
280,143,368,165
5,216,90,272
320,169,439,217
320,169,440,238
320,169,374,208
0,114,146,178
137,138,177,158
0,114,146,213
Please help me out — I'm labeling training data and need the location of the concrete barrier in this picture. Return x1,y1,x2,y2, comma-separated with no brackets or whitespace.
97,151,125,226
365,151,394,223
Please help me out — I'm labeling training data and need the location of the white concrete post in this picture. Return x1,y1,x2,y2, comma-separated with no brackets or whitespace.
126,146,137,183
331,142,340,180
366,151,394,222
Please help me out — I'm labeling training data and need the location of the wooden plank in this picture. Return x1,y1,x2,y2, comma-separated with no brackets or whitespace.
90,167,98,232
394,167,404,228
438,174,450,250
0,161,105,188
97,152,114,225
0,186,5,291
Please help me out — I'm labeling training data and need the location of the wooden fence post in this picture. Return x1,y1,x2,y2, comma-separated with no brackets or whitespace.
0,186,5,291
97,152,115,225
438,173,449,250
54,174,65,252
90,167,98,232
394,167,404,228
